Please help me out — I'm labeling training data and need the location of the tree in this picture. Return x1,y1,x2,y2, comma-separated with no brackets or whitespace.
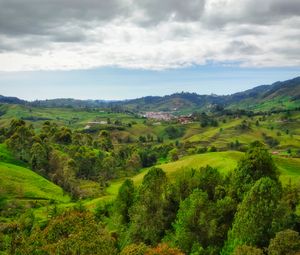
6,124,34,162
54,127,72,144
230,141,278,200
223,177,281,254
126,153,142,172
114,179,135,225
198,166,223,200
98,131,113,151
139,150,157,167
18,211,117,255
30,142,48,173
48,150,80,198
120,243,148,255
172,189,212,253
168,148,179,161
233,245,263,255
7,119,26,137
129,168,168,245
268,229,300,255
145,243,184,255
164,126,185,139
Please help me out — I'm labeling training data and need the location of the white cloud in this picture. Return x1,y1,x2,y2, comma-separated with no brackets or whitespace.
0,0,299,71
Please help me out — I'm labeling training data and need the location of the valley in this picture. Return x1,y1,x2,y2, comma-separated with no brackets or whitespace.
0,77,300,254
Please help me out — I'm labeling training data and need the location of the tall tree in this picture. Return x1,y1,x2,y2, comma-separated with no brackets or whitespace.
129,168,168,245
222,177,281,254
114,179,135,225
172,189,211,253
230,141,278,200
30,142,48,174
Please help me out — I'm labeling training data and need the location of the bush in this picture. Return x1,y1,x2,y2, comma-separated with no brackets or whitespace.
268,229,300,255
120,243,148,255
145,243,184,255
164,126,185,139
233,245,263,255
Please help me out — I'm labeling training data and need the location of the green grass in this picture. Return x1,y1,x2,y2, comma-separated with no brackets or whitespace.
274,156,300,184
182,118,300,150
0,144,25,166
0,104,144,130
83,151,243,209
229,96,300,112
0,162,70,203
84,151,300,210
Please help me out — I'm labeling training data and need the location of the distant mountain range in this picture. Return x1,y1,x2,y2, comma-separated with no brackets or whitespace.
1,76,300,113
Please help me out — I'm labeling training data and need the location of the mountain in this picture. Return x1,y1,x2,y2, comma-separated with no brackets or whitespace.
30,98,111,108
118,77,300,112
0,95,26,105
263,77,300,100
226,76,300,111
0,76,299,113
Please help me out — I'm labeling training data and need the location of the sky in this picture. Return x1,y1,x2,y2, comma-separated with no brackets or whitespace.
0,0,299,100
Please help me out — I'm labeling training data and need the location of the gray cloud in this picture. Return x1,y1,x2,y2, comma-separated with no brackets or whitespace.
0,0,127,36
225,40,261,55
203,0,300,28
135,0,206,24
0,0,299,70
270,0,300,16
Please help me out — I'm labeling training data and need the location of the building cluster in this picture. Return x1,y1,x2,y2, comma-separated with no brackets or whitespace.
143,112,174,121
143,112,194,124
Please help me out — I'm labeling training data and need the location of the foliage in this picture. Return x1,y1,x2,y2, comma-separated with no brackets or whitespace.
230,141,278,200
172,189,211,253
223,177,282,254
128,168,168,245
120,243,148,255
268,229,300,255
1,105,300,255
114,179,135,225
17,211,117,255
233,245,264,255
164,126,185,139
145,243,184,255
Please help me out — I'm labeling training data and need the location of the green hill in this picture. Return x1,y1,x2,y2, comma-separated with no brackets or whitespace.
0,144,69,203
85,151,300,209
0,162,69,203
1,76,299,114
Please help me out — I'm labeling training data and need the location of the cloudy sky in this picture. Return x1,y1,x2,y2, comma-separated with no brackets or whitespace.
0,0,299,100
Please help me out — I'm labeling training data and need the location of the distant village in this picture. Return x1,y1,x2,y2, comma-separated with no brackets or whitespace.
84,111,194,129
142,111,194,124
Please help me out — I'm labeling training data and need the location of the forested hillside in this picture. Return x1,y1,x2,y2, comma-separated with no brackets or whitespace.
1,77,300,113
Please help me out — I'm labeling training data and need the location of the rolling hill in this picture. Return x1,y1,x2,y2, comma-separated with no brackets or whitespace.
0,76,299,113
0,144,70,203
83,151,300,210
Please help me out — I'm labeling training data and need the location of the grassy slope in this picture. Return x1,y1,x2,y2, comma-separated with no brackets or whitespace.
0,162,69,202
228,96,300,112
0,104,143,129
0,144,69,203
183,116,300,150
84,151,300,210
1,105,300,150
82,151,242,209
1,143,298,216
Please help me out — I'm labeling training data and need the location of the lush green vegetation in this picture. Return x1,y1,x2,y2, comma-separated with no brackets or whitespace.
0,162,69,202
1,99,300,254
